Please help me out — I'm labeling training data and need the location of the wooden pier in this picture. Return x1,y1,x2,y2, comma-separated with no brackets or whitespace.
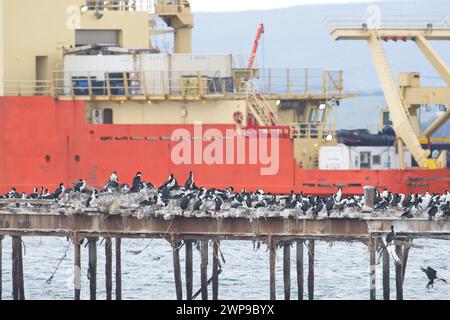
1,210,450,300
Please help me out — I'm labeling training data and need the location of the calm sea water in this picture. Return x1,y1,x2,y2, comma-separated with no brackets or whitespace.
0,236,449,300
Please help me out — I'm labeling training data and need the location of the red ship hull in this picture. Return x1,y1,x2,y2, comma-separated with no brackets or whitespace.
0,97,449,195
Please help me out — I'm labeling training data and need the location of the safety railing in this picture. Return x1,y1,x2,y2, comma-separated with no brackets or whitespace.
51,70,234,98
155,0,191,15
290,123,336,140
2,80,52,96
84,0,152,12
325,15,450,31
254,68,344,95
233,54,258,70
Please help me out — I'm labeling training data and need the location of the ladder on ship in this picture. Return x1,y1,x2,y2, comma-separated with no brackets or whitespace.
244,81,279,126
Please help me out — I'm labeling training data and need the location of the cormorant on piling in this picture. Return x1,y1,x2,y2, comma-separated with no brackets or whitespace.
130,172,143,192
184,171,194,190
401,209,414,219
427,205,439,221
214,197,223,214
385,226,396,245
179,196,190,213
325,197,334,217
110,171,118,183
52,183,65,199
29,187,39,199
192,197,204,212
421,266,447,290
162,174,178,190
86,190,98,207
312,197,324,218
334,187,343,203
74,179,86,193
418,192,432,211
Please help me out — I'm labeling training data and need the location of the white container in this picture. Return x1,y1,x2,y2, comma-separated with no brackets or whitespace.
171,54,233,77
320,144,412,170
139,53,170,95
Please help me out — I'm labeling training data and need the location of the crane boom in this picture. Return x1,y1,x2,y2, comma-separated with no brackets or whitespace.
248,23,264,69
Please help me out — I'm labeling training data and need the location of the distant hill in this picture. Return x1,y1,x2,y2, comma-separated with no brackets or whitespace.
193,0,450,92
191,0,450,136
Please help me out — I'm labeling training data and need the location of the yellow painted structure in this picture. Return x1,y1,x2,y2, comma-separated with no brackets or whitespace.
331,25,450,169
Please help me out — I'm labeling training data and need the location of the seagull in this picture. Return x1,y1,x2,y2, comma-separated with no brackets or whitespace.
421,266,447,290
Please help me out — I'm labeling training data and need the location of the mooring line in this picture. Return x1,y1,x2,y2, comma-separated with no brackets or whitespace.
45,241,72,285
126,219,174,255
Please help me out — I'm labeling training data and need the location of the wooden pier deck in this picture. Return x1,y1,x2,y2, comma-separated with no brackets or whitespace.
1,211,450,301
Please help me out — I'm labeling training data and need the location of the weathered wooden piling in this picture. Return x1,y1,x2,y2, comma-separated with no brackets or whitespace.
395,245,403,300
200,240,208,300
172,240,183,300
18,237,24,300
212,240,219,300
296,240,304,300
88,237,98,300
383,248,390,300
11,236,24,300
105,237,112,300
308,240,315,300
0,236,2,300
362,186,375,213
185,240,193,300
115,238,122,300
269,240,276,300
369,238,376,300
73,238,81,300
283,243,291,300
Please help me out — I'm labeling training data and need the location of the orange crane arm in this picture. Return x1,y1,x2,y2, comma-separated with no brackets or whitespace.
248,23,264,69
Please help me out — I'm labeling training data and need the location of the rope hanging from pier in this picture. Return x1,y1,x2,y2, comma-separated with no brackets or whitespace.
45,241,72,285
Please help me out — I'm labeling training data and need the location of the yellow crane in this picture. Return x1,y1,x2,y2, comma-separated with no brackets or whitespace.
329,16,450,169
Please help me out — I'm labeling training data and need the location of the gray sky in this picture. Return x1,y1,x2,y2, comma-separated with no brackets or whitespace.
189,0,399,12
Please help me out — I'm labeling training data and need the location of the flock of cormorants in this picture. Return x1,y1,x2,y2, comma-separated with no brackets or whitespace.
1,171,449,290
1,171,450,220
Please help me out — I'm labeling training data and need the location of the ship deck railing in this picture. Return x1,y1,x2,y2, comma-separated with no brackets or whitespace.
48,68,344,100
84,0,153,12
290,122,336,140
325,15,450,31
1,80,52,97
0,68,346,100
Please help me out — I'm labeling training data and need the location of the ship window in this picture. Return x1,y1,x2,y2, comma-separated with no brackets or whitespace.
308,108,325,123
360,152,371,169
75,29,120,47
373,155,381,165
103,109,113,124
383,111,393,126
